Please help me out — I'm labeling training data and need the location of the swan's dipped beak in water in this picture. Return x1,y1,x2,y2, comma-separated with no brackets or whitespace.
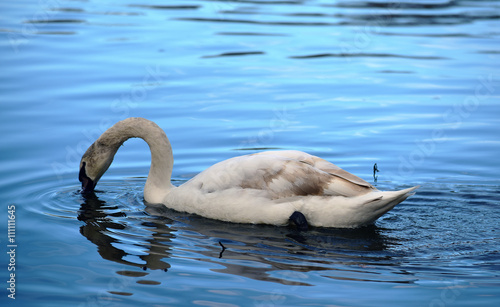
79,162,95,194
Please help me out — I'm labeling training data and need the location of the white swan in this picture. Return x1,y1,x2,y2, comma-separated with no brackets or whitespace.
79,117,418,229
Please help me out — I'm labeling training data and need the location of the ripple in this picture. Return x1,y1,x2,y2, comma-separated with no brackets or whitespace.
136,279,162,285
202,51,265,58
378,70,414,74
24,19,85,24
290,53,448,60
31,180,143,221
128,4,200,10
175,17,336,26
36,31,77,35
217,32,287,36
379,31,485,38
218,0,303,4
477,50,500,54
108,291,133,296
333,1,459,9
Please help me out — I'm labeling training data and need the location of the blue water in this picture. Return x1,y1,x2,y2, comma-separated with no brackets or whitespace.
1,0,500,306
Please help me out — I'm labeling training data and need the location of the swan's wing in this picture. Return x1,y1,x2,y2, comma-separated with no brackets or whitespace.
263,150,374,188
191,150,376,199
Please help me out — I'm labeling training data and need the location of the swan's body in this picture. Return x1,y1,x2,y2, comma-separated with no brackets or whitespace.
79,117,418,229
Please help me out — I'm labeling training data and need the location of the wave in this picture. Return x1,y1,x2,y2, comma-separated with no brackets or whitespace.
202,51,265,58
290,53,448,60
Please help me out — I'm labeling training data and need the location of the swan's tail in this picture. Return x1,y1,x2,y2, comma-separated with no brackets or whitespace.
300,185,419,228
367,185,420,217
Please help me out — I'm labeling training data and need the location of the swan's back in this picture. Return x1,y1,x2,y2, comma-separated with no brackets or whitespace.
187,150,377,200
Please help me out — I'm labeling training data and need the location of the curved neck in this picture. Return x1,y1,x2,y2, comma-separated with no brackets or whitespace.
103,118,174,203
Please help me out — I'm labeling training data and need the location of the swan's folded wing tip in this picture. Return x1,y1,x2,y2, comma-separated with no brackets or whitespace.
401,185,420,197
409,185,420,191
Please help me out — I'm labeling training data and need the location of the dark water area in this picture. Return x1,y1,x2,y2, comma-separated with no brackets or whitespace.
1,0,500,306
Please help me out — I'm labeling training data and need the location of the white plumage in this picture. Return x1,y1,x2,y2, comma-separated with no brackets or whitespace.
79,117,418,229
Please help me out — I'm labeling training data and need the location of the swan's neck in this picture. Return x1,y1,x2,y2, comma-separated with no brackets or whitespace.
103,118,174,203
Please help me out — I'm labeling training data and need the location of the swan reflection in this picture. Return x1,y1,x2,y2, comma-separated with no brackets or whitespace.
78,192,415,286
78,193,171,271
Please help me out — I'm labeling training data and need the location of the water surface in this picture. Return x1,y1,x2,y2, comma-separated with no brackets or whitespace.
1,0,499,306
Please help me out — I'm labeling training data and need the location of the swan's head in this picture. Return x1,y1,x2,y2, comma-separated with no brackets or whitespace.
79,140,118,193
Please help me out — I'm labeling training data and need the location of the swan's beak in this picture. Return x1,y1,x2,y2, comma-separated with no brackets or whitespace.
79,162,95,194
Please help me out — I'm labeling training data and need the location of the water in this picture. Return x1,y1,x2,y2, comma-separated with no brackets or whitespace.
1,0,500,305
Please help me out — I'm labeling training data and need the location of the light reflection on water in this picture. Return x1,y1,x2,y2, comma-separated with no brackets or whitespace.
1,0,500,306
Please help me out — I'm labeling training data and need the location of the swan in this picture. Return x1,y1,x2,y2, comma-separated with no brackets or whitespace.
79,117,418,229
